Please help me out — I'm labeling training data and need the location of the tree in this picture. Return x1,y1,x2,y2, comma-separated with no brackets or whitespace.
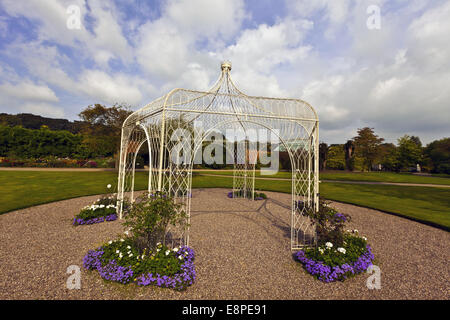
353,127,384,171
78,103,133,161
396,135,423,170
344,140,355,171
424,138,450,174
319,142,328,170
410,136,422,148
326,144,345,170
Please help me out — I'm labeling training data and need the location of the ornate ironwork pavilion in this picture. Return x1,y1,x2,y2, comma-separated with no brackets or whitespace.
117,61,319,250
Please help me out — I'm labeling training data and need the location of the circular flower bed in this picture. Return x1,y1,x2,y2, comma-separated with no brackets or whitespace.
295,231,375,282
83,240,195,290
227,190,267,200
295,199,376,282
73,195,124,226
83,192,195,291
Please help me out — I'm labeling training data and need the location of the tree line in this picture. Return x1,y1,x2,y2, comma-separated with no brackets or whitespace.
1,106,448,174
0,104,132,160
319,127,449,174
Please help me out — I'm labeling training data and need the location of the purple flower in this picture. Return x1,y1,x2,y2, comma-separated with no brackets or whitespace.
83,245,196,291
334,213,347,223
295,245,374,282
73,213,117,226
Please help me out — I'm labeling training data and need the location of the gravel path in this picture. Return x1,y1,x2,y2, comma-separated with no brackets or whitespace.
0,188,448,300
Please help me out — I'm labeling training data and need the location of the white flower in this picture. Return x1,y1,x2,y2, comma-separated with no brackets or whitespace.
108,240,113,244
165,250,170,256
173,247,179,252
120,239,124,242
107,184,111,189
325,242,333,249
115,250,120,254
318,248,324,254
178,256,183,260
337,247,346,254
353,229,358,233
141,255,145,259
156,242,161,246
127,246,131,249
129,253,133,257
362,236,367,241
127,251,131,254
124,231,129,236
157,248,161,252
119,253,123,258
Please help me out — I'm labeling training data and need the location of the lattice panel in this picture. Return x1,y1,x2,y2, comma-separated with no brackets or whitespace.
117,62,319,250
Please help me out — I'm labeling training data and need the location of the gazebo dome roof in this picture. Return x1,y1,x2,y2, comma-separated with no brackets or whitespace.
124,62,318,128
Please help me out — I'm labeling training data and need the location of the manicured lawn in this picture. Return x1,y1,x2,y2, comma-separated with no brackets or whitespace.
0,171,148,214
193,174,450,229
1,171,449,230
195,170,450,185
319,183,450,229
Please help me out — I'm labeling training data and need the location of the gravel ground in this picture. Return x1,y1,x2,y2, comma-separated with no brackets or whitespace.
0,188,448,300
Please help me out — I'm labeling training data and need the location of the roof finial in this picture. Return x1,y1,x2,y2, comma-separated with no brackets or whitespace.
221,61,232,72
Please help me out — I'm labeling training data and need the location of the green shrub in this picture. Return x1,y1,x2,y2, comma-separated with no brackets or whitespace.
123,192,188,252
302,200,351,247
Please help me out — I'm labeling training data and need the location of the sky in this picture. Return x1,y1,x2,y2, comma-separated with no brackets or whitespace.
0,0,449,145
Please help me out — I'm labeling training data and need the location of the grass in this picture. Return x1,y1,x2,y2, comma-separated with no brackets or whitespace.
0,171,148,214
195,170,450,185
193,176,450,229
1,170,449,230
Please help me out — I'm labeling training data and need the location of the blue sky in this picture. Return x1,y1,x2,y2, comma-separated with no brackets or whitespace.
0,0,449,144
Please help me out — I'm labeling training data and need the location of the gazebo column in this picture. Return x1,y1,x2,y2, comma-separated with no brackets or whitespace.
232,140,255,199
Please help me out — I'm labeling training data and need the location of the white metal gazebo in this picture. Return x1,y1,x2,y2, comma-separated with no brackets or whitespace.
117,61,319,250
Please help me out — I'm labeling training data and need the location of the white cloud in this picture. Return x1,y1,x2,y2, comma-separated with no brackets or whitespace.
164,0,246,40
218,18,313,97
0,81,58,103
21,102,65,118
78,70,143,106
1,0,449,144
0,0,132,66
136,19,191,80
0,80,64,117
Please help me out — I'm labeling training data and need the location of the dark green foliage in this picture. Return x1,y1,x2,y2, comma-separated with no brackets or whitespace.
303,200,351,247
424,138,450,174
0,125,83,158
396,135,423,170
344,140,355,171
0,113,84,133
319,142,328,170
353,127,384,171
326,144,345,170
